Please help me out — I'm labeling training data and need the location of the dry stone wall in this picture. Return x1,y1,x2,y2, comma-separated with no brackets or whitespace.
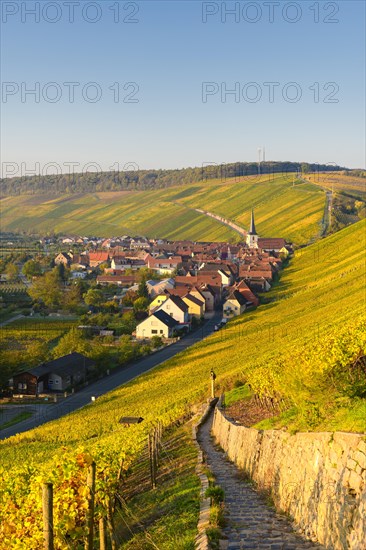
211,404,366,550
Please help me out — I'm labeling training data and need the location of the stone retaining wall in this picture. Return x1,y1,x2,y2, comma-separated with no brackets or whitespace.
193,398,218,550
211,404,366,550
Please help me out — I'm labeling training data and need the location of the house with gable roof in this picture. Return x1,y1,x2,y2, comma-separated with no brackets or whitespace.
136,309,179,339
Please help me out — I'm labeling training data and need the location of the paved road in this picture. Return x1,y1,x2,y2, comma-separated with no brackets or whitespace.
198,410,324,550
0,314,24,327
0,313,222,441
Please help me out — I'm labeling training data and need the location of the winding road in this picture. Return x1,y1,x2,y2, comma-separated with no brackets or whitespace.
0,312,222,441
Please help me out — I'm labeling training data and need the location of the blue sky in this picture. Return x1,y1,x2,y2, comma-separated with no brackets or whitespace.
1,0,365,175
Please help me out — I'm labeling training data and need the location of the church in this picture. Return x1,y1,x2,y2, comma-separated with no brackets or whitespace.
246,209,290,254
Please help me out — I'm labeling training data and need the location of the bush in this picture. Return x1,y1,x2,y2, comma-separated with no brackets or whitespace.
151,336,163,349
205,485,224,504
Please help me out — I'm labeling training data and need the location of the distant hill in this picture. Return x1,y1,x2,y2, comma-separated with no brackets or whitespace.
0,174,328,245
0,161,345,196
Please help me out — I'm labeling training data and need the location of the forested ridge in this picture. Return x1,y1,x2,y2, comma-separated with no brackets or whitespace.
0,161,345,196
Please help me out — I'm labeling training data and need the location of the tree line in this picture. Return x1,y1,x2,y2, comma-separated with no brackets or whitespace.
0,162,346,196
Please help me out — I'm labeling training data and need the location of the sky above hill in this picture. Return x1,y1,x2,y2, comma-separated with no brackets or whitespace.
1,0,365,176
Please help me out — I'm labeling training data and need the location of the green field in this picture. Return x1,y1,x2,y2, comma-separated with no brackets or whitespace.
0,174,326,244
0,219,364,548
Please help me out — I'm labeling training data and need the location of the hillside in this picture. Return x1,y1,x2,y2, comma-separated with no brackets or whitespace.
0,219,365,548
0,162,344,196
0,174,326,245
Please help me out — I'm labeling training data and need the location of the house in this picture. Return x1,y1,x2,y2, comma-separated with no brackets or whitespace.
111,256,127,270
146,254,182,275
149,294,168,313
70,271,87,280
239,266,273,282
97,274,136,286
146,278,175,298
235,280,259,307
244,277,271,293
258,238,287,253
188,287,207,314
70,254,89,270
198,284,216,312
89,251,110,268
182,293,205,319
55,252,72,266
155,295,189,324
12,353,95,395
223,290,247,318
136,309,178,339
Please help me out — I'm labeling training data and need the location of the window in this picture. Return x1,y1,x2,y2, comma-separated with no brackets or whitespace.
152,329,158,334
160,330,164,334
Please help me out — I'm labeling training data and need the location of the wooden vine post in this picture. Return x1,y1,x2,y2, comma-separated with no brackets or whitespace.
42,483,54,550
210,369,216,398
99,517,107,550
85,461,96,550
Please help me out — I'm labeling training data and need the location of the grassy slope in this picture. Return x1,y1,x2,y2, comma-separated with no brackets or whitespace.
0,220,364,548
0,175,325,244
116,424,199,550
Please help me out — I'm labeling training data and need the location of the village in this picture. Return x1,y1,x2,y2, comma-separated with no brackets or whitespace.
1,211,292,396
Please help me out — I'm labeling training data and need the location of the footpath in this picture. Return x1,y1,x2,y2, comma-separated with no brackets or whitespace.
198,410,325,550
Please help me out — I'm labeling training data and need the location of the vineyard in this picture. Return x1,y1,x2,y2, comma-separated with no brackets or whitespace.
0,220,365,548
0,174,326,245
306,171,366,200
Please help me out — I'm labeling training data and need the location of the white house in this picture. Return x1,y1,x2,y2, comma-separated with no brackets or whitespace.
136,310,178,339
155,295,189,324
223,290,247,318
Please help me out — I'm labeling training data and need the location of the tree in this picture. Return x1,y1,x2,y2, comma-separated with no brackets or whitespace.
122,290,138,306
118,335,136,364
53,329,89,358
83,288,104,308
119,311,137,334
138,280,149,299
55,262,69,281
64,283,83,312
301,163,310,174
29,269,63,309
133,297,149,312
26,341,49,365
22,260,42,279
5,263,18,281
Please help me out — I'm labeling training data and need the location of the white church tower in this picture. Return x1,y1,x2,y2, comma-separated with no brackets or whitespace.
246,209,259,248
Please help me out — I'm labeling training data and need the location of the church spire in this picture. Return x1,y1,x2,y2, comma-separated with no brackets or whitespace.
249,209,257,235
246,209,259,248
